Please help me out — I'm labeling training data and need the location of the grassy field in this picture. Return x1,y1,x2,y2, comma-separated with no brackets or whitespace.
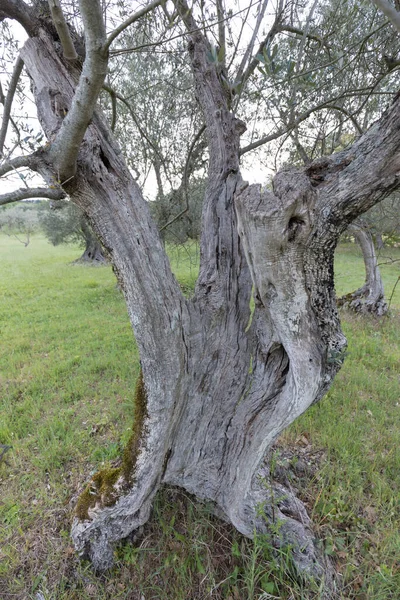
0,235,399,600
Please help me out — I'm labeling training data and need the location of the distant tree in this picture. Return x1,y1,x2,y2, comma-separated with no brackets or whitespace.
39,201,107,263
338,220,388,315
150,177,205,243
0,202,41,246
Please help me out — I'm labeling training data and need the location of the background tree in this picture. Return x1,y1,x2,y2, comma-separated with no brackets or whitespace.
0,201,41,246
39,200,107,263
0,0,400,592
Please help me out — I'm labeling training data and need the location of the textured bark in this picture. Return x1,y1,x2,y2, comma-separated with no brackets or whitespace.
338,223,388,316
7,3,400,592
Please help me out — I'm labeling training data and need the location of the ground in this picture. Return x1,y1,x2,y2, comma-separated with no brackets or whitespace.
0,235,399,599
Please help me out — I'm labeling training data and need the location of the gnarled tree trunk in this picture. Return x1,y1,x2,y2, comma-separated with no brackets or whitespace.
338,222,388,315
11,4,400,593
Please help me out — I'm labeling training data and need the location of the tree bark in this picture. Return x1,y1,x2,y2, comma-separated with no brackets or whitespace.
8,4,400,591
338,223,388,316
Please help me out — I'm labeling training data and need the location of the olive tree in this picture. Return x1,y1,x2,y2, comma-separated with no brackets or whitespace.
0,201,41,245
1,0,400,590
39,200,107,263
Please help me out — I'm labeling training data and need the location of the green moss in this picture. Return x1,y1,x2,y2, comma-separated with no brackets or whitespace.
121,368,148,482
75,466,122,521
75,370,148,521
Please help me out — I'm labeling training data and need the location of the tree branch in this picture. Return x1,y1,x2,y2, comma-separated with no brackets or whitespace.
160,124,206,231
278,23,323,45
215,0,226,69
240,90,380,155
0,56,24,157
0,154,38,178
104,0,164,52
371,0,400,33
47,0,78,60
235,0,270,85
102,84,117,131
0,186,66,206
39,0,108,180
102,84,164,162
0,0,39,36
309,93,400,226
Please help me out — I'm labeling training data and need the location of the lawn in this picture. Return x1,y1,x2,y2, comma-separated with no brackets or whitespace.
0,235,399,599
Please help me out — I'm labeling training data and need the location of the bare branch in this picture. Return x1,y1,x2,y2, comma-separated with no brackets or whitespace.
160,124,206,232
235,0,269,84
0,186,66,206
104,0,164,52
47,0,78,60
288,0,318,124
110,2,268,57
104,86,117,132
215,0,226,69
0,154,37,178
240,88,384,156
371,0,400,33
236,23,279,96
0,56,24,157
278,23,323,45
103,84,164,162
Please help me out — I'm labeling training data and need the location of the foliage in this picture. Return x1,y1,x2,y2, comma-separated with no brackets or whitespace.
150,177,206,242
39,201,90,248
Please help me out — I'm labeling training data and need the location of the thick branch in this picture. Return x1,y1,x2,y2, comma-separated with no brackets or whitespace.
0,0,39,36
48,0,78,60
371,0,400,33
0,56,24,157
309,93,400,226
44,0,108,180
0,186,65,206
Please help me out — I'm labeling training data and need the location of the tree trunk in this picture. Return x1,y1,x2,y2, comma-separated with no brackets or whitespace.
77,236,106,263
338,222,388,316
18,15,400,594
75,217,107,264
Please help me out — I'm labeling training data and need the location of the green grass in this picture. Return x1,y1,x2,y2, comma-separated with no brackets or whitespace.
334,242,400,308
0,234,399,599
